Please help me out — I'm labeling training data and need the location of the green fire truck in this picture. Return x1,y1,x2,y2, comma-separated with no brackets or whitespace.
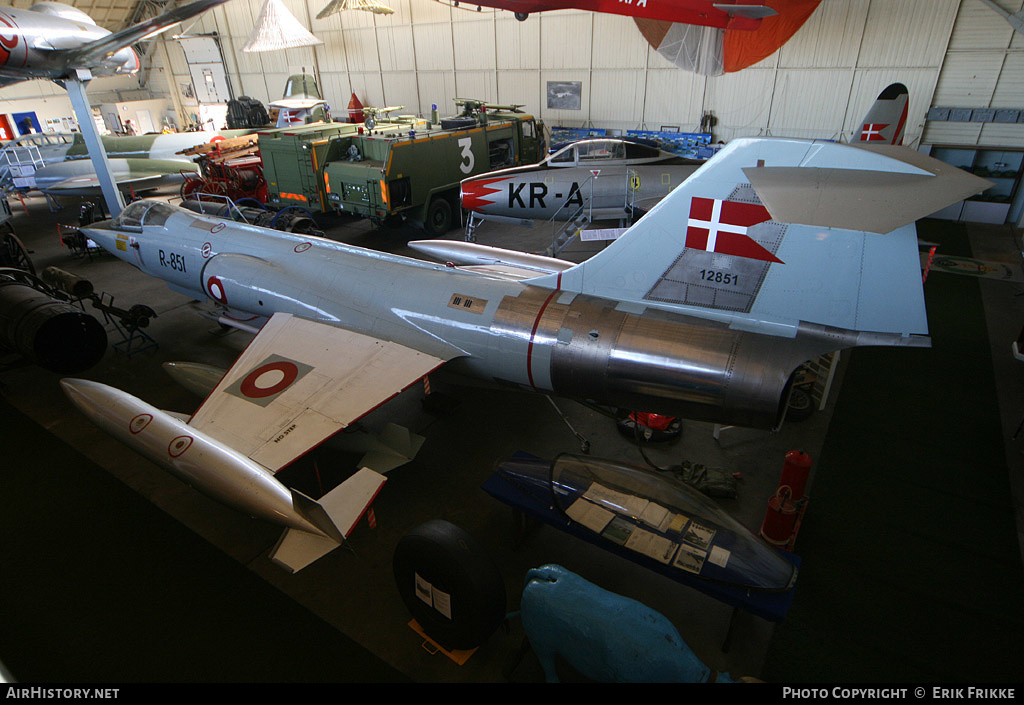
257,100,546,234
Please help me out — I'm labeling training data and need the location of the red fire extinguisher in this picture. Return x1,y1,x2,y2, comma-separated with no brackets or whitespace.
779,450,812,501
760,451,812,547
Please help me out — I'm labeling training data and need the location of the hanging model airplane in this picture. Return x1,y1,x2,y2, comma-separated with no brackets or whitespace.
0,0,228,88
456,82,911,237
441,0,822,75
60,136,991,572
0,0,231,215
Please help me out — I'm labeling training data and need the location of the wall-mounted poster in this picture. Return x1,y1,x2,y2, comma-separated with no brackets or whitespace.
547,81,582,111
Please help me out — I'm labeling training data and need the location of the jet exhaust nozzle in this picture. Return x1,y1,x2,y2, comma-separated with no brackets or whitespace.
0,279,107,373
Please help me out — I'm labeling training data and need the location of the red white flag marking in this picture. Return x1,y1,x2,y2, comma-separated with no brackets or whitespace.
860,123,889,142
685,197,781,264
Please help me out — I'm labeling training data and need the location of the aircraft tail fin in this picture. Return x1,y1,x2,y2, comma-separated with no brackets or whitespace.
282,73,322,100
857,82,909,145
62,0,228,68
527,137,991,341
269,467,386,573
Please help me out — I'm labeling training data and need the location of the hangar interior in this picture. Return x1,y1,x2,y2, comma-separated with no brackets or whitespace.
0,0,1023,684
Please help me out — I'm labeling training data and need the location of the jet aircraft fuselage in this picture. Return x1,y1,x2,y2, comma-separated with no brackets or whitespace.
0,3,139,83
461,138,701,222
81,137,990,433
84,197,822,429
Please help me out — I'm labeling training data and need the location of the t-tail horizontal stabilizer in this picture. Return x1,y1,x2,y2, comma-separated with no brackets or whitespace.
270,468,386,573
527,137,992,343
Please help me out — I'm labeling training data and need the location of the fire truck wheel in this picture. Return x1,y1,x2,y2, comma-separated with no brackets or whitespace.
424,197,453,235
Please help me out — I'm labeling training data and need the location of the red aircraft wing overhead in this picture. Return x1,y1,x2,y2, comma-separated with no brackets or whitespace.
721,0,821,72
450,0,773,28
636,0,820,75
444,0,818,75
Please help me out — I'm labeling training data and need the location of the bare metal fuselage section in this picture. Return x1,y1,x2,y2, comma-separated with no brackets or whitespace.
86,201,862,429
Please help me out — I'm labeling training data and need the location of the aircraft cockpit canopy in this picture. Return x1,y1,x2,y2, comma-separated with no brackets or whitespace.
547,138,665,166
114,200,178,230
495,453,798,593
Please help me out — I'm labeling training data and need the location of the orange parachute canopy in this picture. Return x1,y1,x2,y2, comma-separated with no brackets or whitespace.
723,0,821,73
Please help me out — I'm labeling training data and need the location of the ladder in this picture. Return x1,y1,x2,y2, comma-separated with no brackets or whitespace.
546,204,591,257
0,140,46,195
545,169,637,257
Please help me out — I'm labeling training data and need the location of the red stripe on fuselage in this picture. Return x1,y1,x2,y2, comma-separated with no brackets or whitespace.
526,272,562,390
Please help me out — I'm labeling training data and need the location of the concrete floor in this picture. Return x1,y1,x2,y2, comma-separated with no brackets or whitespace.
1,187,1021,683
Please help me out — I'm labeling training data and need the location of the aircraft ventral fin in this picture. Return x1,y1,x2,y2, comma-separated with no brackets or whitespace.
271,468,387,573
187,312,450,473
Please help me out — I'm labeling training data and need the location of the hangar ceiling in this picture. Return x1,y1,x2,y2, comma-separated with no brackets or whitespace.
7,0,141,27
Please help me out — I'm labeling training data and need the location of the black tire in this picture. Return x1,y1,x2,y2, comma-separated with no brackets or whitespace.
786,387,814,422
393,520,506,651
423,196,453,235
439,116,477,130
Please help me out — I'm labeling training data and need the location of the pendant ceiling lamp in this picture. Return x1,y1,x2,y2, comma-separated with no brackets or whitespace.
242,0,324,52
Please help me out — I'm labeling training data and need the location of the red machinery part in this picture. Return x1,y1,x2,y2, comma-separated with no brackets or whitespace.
348,93,364,124
760,486,798,547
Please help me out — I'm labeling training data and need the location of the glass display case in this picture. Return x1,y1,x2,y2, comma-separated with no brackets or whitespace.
928,146,1023,224
495,453,798,593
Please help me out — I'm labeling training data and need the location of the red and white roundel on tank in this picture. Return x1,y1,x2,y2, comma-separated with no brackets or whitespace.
206,275,228,304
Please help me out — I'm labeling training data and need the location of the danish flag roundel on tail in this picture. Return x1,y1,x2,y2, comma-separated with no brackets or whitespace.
685,197,782,264
861,123,889,141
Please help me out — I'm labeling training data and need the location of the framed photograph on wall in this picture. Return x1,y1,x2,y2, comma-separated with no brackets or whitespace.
547,81,582,110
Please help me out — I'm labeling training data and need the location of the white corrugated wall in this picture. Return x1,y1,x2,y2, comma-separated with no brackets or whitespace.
113,0,1019,152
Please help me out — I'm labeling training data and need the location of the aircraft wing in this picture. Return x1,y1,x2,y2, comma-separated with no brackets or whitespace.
186,312,450,473
61,0,229,68
44,172,165,192
34,158,196,195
